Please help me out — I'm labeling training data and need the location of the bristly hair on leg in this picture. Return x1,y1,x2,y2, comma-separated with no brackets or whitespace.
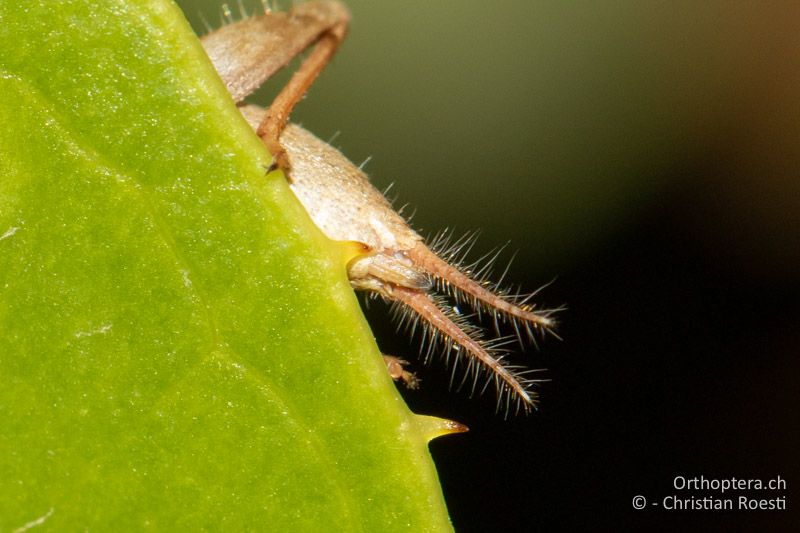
387,289,545,417
423,228,562,343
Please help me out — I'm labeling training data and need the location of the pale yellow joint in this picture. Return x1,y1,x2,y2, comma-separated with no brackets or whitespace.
337,239,371,265
414,414,469,442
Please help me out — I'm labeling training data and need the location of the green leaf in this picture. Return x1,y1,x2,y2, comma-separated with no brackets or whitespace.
0,1,453,529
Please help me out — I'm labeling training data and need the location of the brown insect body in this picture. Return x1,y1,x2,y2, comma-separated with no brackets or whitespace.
201,1,557,413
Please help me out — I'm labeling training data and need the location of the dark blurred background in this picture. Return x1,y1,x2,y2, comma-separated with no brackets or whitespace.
181,1,799,530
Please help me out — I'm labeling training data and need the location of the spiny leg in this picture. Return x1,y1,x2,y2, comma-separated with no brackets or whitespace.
406,242,557,339
258,17,348,173
389,285,537,413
